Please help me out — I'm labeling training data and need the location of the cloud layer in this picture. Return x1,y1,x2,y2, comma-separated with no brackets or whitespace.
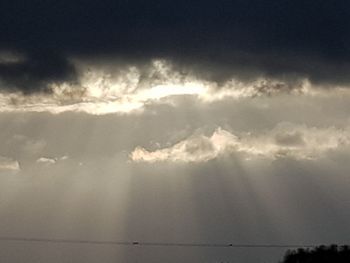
131,123,350,162
1,60,345,115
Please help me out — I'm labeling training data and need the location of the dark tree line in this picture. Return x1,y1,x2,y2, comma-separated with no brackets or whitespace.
280,245,350,263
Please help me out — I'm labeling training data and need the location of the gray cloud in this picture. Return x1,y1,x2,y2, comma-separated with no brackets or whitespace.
275,131,305,146
0,51,76,93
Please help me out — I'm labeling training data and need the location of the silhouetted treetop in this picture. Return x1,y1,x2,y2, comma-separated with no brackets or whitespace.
280,245,350,263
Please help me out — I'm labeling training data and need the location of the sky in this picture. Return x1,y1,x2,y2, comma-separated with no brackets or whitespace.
1,1,350,262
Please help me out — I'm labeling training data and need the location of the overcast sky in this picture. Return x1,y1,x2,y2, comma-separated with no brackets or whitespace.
1,1,350,263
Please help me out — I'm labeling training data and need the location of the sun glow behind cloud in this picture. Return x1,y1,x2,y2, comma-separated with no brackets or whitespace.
1,60,343,115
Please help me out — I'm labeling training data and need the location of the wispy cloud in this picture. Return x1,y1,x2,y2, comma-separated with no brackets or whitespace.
0,156,20,171
36,156,69,165
36,157,57,165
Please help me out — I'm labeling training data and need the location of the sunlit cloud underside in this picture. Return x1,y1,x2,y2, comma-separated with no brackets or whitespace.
0,60,340,115
131,123,350,162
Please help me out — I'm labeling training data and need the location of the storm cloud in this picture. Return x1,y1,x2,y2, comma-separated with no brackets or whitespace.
1,0,350,92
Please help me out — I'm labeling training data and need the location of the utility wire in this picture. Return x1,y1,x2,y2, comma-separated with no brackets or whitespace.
0,236,317,248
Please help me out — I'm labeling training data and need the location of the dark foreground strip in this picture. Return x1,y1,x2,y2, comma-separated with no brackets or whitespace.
0,237,316,248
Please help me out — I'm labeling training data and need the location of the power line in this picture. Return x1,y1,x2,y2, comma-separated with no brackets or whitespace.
0,236,317,248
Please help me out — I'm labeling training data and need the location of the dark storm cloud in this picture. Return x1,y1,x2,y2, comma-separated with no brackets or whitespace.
0,51,76,93
0,0,350,92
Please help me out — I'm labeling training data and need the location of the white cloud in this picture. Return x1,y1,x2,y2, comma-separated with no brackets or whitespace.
130,123,350,163
36,156,69,165
0,156,20,171
1,60,344,115
60,155,69,161
36,157,57,165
